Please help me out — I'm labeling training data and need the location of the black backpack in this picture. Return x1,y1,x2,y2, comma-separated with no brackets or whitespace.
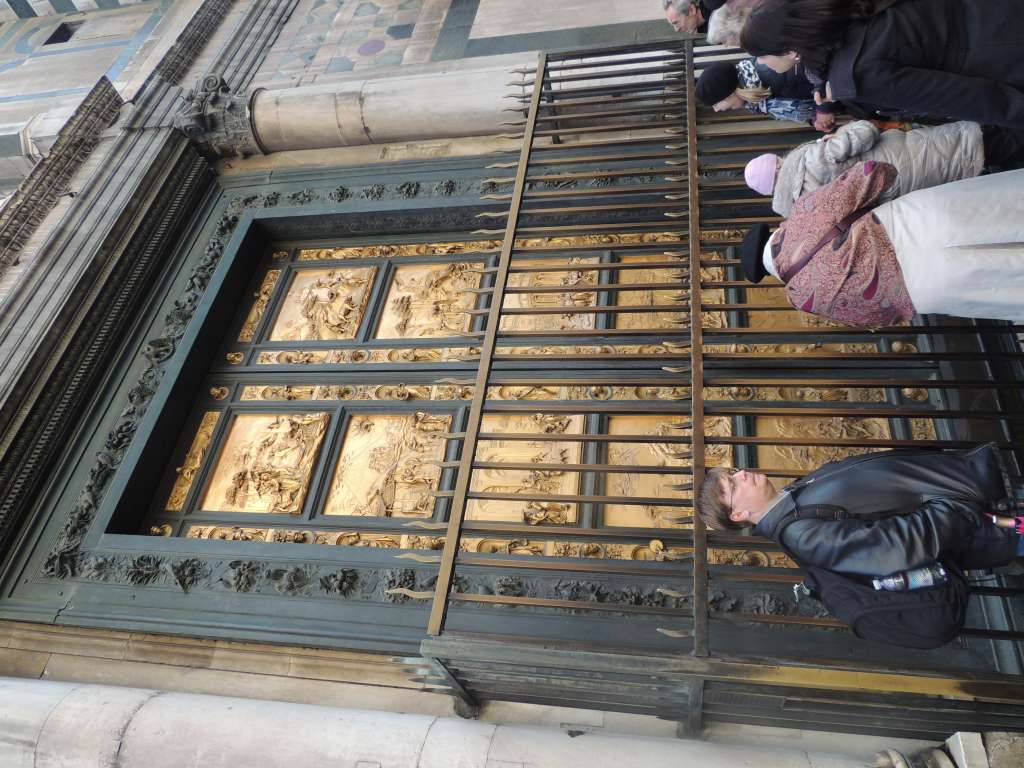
776,507,970,649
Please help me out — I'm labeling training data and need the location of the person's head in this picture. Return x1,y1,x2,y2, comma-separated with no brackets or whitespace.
706,0,757,47
697,467,778,531
739,222,771,283
663,0,704,34
745,153,780,196
696,61,741,109
755,52,800,74
740,0,876,75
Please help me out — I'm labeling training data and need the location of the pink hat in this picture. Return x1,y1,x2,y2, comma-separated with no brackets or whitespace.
745,154,779,196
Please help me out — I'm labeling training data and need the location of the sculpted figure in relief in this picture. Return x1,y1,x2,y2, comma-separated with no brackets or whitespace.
299,271,367,339
271,268,374,341
378,262,481,339
327,412,450,518
219,413,328,514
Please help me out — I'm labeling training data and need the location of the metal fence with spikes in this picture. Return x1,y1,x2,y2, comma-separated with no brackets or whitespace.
412,39,1024,739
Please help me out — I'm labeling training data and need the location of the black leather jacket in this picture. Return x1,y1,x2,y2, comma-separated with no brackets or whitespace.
755,445,1021,577
826,0,1024,128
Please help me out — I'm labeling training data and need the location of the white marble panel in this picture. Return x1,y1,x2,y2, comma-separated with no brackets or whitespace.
470,0,663,39
0,48,117,97
72,6,155,42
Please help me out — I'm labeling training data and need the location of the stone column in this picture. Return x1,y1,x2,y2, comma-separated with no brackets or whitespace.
175,56,535,158
174,53,677,158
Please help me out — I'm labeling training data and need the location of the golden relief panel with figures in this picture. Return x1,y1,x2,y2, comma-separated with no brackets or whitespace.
173,522,704,563
201,412,329,514
296,232,684,263
240,383,473,402
174,519,791,567
499,258,598,333
256,346,480,366
253,344,681,366
486,384,689,402
298,239,503,261
324,412,451,517
604,415,691,529
705,307,893,472
375,262,482,339
238,270,282,342
615,255,687,331
269,267,376,341
468,413,585,525
165,411,221,512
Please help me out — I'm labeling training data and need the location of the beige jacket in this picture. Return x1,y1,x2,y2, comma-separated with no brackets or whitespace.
772,120,985,217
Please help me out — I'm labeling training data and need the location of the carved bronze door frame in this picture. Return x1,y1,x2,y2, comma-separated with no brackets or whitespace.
17,34,1022,740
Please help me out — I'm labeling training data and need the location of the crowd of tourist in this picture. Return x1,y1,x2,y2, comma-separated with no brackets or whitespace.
662,1,1024,645
665,0,1024,327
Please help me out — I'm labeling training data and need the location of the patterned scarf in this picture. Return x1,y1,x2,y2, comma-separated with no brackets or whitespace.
736,59,769,115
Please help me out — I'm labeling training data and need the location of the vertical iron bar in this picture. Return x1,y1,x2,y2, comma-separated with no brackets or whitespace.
685,40,710,658
677,679,705,739
426,51,548,636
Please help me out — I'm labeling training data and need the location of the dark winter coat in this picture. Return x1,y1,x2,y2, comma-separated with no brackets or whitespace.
825,0,1024,128
759,62,837,114
754,445,1021,577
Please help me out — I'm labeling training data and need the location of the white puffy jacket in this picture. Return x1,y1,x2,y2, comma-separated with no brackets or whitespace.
772,120,985,217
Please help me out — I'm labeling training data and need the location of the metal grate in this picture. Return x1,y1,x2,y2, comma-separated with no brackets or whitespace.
417,39,1024,737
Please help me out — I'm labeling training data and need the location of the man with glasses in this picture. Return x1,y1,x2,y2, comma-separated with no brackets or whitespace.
696,445,1023,578
662,0,723,36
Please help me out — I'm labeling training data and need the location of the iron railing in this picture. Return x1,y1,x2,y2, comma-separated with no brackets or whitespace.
412,39,1024,739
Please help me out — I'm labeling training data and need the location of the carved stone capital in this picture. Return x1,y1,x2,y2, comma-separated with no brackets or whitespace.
175,75,264,159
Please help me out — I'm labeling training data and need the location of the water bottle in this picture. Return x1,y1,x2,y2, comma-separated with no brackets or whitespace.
992,498,1024,513
872,564,948,591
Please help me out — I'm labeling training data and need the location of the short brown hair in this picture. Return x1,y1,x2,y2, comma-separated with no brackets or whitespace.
697,467,748,531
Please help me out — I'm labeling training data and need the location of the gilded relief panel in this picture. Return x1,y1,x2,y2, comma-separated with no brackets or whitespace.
165,411,221,512
497,344,672,358
296,233,685,264
268,267,376,341
298,239,502,261
324,412,451,517
485,385,689,403
201,412,330,514
467,413,585,524
615,256,686,331
754,413,891,471
745,284,841,331
374,262,482,339
705,302,893,472
240,383,473,402
256,346,479,366
174,525,695,563
499,258,598,333
604,415,689,528
238,269,283,342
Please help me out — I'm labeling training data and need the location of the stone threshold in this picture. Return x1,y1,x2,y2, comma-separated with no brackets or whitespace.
0,619,456,716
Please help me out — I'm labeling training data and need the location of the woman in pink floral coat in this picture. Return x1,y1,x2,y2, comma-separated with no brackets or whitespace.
741,160,1024,326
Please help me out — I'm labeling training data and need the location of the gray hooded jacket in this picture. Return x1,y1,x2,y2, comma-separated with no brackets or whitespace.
772,119,984,217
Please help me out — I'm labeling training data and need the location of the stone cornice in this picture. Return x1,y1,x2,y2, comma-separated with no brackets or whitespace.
0,77,123,283
151,0,235,86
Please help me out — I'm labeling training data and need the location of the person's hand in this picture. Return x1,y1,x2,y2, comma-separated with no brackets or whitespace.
813,112,836,132
814,82,835,105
